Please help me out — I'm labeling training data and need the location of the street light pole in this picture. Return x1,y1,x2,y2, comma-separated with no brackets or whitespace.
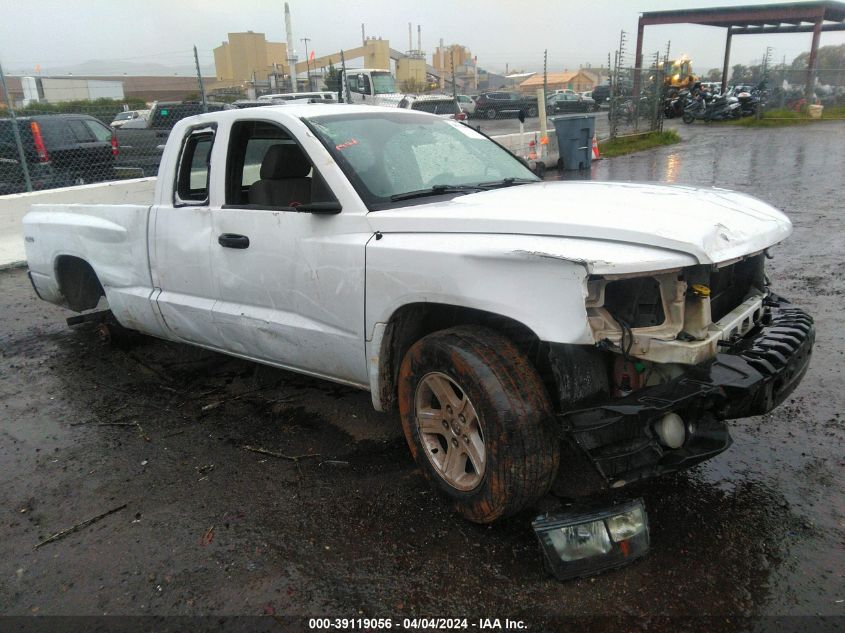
301,37,312,91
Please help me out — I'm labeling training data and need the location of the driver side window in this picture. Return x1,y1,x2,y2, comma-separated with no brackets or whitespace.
224,120,337,210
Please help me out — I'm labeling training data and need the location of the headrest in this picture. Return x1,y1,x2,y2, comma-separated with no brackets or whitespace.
260,143,311,179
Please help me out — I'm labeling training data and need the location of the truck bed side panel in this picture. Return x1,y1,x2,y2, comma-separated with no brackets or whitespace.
23,203,166,336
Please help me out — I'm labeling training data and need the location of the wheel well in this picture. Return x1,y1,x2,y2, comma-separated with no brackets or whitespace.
377,303,556,412
54,256,104,312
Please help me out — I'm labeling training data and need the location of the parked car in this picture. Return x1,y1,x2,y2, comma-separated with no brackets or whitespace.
592,83,611,105
456,94,476,117
474,91,538,119
398,95,466,120
114,100,231,177
23,104,814,525
147,101,231,131
547,92,597,113
258,91,337,103
0,114,117,194
119,115,150,130
110,110,149,128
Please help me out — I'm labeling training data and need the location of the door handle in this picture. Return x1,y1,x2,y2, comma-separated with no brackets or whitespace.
218,233,250,249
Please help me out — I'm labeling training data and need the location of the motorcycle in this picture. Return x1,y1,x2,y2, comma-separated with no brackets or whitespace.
681,91,740,123
664,89,690,119
735,90,759,117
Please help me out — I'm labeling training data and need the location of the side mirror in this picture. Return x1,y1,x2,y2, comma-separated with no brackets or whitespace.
518,109,526,123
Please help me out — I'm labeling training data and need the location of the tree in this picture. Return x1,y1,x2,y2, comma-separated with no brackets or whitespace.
790,44,845,87
705,68,722,82
323,63,341,93
16,97,148,125
729,63,765,85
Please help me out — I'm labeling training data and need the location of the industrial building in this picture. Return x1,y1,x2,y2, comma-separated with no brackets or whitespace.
213,31,289,83
0,75,201,107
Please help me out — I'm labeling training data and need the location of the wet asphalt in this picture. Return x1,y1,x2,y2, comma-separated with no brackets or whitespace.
0,119,843,631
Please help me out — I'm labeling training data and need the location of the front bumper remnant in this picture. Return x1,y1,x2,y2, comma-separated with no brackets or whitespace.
559,296,814,486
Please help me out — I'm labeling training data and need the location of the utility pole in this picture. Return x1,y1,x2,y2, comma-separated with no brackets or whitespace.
0,60,32,192
301,37,312,90
193,45,207,112
340,49,350,103
450,49,457,100
439,39,445,91
543,49,548,100
284,2,298,93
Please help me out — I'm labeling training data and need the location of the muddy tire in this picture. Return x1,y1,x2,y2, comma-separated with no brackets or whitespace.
398,326,560,523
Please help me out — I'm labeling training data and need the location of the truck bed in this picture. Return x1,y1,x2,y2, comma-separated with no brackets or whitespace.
23,202,162,334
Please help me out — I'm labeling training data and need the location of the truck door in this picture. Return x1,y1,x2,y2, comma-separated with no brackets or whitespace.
150,124,222,348
208,118,370,386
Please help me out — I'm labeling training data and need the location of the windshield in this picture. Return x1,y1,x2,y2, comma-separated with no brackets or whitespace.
114,112,134,120
371,72,396,95
306,111,538,209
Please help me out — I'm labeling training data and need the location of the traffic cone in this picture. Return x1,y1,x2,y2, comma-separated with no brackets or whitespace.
592,134,601,160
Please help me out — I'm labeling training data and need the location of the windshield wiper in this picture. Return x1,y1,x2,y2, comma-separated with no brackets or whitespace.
475,177,537,189
389,184,484,202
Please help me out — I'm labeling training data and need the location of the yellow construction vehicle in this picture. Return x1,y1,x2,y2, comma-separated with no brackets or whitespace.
663,55,698,93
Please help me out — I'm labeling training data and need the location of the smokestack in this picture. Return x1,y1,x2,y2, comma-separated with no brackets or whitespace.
439,38,444,89
408,22,412,52
417,25,421,52
284,2,298,93
361,23,365,45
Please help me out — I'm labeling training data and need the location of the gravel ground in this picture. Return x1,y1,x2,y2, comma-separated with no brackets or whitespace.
1,120,843,631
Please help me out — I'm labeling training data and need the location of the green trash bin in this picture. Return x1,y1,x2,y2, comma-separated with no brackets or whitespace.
551,114,596,171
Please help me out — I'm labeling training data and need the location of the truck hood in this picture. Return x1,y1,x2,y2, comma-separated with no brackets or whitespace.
367,181,792,265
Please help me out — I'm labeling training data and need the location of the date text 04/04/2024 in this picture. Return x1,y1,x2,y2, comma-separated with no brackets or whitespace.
307,618,527,630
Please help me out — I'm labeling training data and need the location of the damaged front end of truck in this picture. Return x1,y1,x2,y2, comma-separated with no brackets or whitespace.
552,252,815,488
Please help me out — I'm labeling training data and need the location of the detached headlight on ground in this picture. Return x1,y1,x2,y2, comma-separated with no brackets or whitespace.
532,499,649,580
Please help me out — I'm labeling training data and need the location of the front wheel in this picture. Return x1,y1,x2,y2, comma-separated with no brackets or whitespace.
398,326,560,523
485,108,497,120
682,112,695,124
526,105,538,117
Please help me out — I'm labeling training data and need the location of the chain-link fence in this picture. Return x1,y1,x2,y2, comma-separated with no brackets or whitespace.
0,57,222,195
607,66,664,140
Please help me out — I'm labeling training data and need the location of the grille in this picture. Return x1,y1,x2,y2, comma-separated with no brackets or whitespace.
709,255,765,322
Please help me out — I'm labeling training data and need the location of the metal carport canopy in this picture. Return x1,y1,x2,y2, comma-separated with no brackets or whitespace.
633,2,845,97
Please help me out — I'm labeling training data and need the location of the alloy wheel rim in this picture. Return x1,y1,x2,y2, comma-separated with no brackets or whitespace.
414,372,485,491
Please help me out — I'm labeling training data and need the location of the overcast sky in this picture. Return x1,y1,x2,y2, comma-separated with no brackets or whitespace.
1,0,843,75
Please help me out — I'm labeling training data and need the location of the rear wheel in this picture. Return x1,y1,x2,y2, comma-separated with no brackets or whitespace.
485,108,497,120
398,326,560,523
526,105,538,117
682,112,695,124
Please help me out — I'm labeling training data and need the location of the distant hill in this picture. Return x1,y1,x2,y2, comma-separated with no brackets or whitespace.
10,59,215,77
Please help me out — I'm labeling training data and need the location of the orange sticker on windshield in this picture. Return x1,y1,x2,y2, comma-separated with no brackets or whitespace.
336,139,358,150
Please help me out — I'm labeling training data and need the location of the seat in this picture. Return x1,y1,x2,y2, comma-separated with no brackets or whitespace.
248,143,312,207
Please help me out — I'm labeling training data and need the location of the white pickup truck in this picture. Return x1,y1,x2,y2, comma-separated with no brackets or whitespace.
23,104,814,523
